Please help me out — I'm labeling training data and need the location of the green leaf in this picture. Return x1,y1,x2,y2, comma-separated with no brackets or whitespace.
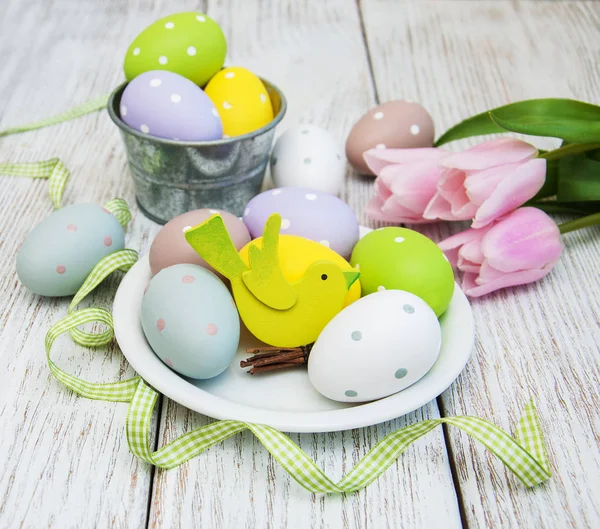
539,142,600,161
558,212,600,234
586,148,600,163
557,154,600,202
435,99,600,146
527,201,600,216
532,159,559,200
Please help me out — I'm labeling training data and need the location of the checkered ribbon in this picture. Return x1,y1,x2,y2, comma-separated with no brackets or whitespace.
67,249,138,346
0,159,131,226
123,379,551,492
6,96,552,492
46,298,552,492
0,158,70,209
0,94,108,138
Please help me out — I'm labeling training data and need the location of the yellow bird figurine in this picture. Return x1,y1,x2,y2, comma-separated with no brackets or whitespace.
185,213,360,347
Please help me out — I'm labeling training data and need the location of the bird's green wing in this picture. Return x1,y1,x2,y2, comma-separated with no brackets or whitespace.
241,214,297,310
185,214,248,280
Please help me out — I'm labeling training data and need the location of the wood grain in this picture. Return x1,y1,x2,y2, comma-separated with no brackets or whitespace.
0,0,162,527
147,1,461,528
360,1,600,527
1,0,599,528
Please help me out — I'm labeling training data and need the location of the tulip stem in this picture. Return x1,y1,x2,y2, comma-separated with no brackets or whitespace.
558,212,600,234
540,142,600,161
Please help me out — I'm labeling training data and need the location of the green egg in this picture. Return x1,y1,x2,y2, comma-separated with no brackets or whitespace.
124,12,227,87
350,227,455,317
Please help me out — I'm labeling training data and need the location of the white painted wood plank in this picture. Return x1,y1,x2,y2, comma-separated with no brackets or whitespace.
360,0,600,527
0,0,170,527
148,1,461,528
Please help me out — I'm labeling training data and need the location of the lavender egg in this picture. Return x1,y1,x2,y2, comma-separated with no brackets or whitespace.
120,70,223,141
243,187,360,257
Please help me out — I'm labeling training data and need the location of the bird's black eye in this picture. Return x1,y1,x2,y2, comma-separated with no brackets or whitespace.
321,274,328,281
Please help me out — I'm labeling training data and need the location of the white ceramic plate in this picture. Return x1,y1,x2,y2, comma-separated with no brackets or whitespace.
113,229,474,433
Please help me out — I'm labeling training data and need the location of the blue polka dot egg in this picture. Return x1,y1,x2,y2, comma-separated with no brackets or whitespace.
307,290,441,402
141,263,240,379
16,204,125,297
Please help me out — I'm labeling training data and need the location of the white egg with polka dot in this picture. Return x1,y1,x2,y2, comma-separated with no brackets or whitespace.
270,124,346,195
307,290,442,402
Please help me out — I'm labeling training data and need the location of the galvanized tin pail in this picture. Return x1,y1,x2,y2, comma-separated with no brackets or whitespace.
107,79,287,224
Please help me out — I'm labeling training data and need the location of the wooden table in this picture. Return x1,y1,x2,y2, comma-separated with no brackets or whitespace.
1,1,599,527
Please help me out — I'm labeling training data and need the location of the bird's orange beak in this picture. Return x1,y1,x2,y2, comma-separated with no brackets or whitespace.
343,269,360,290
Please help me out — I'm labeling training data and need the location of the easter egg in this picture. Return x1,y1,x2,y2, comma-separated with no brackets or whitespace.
242,187,359,257
239,234,361,306
270,125,346,195
124,12,226,87
204,67,273,137
346,101,435,175
120,70,222,141
149,208,251,277
141,263,239,379
16,204,125,297
308,290,441,402
350,227,454,317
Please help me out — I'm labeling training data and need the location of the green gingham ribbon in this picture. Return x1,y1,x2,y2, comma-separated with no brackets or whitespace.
124,379,551,491
0,158,70,209
6,96,552,493
45,299,552,492
67,249,138,346
0,94,109,138
0,92,109,208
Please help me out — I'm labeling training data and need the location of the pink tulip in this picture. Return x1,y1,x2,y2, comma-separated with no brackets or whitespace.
363,148,449,224
424,138,547,228
439,207,563,297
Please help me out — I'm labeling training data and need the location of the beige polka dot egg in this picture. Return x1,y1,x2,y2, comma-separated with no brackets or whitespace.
345,100,435,175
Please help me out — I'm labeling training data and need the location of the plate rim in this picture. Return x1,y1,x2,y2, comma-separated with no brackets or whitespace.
113,236,474,433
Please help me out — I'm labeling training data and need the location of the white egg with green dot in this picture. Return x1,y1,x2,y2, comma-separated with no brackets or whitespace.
307,290,441,403
270,124,346,195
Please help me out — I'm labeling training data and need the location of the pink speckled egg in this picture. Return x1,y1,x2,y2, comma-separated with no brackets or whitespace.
346,100,435,175
149,208,251,277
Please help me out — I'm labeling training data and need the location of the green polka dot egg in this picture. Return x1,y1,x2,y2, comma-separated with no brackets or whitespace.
351,227,454,317
124,12,226,87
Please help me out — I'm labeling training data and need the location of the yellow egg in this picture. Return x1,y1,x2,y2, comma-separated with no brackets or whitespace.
239,234,361,306
204,66,273,137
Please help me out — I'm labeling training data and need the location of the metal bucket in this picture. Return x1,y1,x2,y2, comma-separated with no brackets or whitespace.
107,79,287,224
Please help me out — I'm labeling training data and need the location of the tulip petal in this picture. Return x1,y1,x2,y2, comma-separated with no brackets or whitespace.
374,177,393,202
451,194,479,219
472,159,547,229
438,225,492,265
464,163,522,205
379,165,406,188
423,193,454,220
382,196,419,218
464,267,552,297
437,168,465,199
481,207,563,273
365,196,430,224
457,258,481,274
363,148,448,175
387,161,442,214
459,239,485,265
461,272,480,293
365,196,406,223
441,138,538,171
